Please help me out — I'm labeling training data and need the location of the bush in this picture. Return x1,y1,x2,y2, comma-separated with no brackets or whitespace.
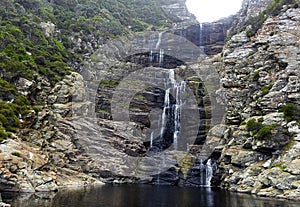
280,103,300,123
246,118,263,134
0,126,10,142
255,124,277,140
0,102,22,132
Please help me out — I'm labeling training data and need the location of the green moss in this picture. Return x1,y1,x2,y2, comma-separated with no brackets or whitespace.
246,118,278,140
99,79,120,88
11,151,21,157
178,156,194,179
261,84,273,96
271,164,286,171
283,139,295,151
240,120,247,125
0,126,10,142
253,71,260,81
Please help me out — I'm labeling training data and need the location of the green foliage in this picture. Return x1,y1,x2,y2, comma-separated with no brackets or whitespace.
11,151,21,157
0,102,21,132
0,78,29,106
0,0,183,137
255,124,277,140
253,71,260,81
246,118,263,134
280,103,300,123
0,126,10,142
271,163,286,171
242,0,299,37
99,79,120,88
261,84,273,96
246,118,277,140
283,139,295,151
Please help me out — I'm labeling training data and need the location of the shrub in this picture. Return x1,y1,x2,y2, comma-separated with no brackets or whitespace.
255,124,277,140
246,118,263,134
0,127,10,142
280,103,300,123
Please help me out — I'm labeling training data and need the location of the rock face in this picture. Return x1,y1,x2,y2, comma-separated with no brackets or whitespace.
217,6,300,200
174,18,233,55
228,0,274,35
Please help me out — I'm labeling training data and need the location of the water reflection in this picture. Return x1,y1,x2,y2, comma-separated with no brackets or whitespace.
2,185,299,207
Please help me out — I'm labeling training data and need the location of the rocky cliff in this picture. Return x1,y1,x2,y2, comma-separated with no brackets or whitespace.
217,3,300,200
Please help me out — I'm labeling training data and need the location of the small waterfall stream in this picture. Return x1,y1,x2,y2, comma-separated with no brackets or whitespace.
157,69,186,151
199,23,206,57
197,157,214,187
205,159,213,186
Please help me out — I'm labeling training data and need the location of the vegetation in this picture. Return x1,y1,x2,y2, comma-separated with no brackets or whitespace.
0,0,180,138
242,0,299,37
283,139,295,151
11,151,21,157
280,103,300,123
246,118,263,134
270,163,286,171
255,124,278,140
246,118,277,140
261,84,273,96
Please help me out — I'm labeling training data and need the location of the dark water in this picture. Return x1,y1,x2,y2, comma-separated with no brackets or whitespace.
2,185,300,207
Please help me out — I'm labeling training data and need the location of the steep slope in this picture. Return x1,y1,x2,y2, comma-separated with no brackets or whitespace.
217,0,300,200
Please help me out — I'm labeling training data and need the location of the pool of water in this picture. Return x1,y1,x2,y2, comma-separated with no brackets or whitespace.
2,185,299,207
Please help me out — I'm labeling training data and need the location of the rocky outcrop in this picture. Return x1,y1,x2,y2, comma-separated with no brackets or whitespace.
217,7,300,200
228,0,274,35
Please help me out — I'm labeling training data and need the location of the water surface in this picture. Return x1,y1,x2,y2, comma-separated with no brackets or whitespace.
2,185,299,207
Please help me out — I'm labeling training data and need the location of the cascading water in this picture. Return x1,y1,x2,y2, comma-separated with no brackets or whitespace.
197,157,214,187
156,31,164,49
148,30,187,151
160,87,170,138
157,69,186,150
170,70,186,150
199,23,206,57
159,49,164,67
205,159,213,186
150,132,154,148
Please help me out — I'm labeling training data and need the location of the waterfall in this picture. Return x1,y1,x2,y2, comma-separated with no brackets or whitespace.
198,158,213,187
149,50,153,63
199,159,204,185
199,23,203,46
171,70,186,150
160,88,170,137
154,31,165,67
155,69,186,150
150,132,154,148
156,31,164,49
205,159,213,186
159,49,164,67
199,23,206,57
